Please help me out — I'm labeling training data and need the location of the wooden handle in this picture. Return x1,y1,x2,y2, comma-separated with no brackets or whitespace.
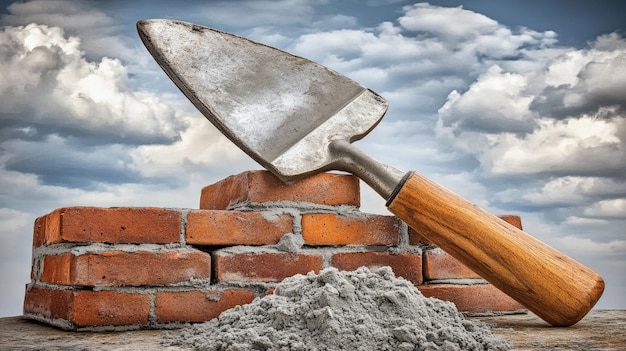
387,172,604,326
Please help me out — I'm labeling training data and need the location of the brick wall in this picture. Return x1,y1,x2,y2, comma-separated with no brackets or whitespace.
24,170,525,331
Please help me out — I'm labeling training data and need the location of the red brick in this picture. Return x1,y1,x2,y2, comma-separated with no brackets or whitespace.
423,249,481,280
33,209,61,247
302,214,399,246
200,171,360,210
186,210,293,245
40,250,211,287
33,207,181,246
408,214,523,245
23,285,151,327
408,226,432,246
215,251,323,282
418,283,525,314
40,253,73,285
23,284,74,321
155,289,255,323
498,214,523,230
71,290,151,327
331,251,423,285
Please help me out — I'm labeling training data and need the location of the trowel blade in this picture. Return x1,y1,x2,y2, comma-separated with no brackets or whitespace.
137,19,388,181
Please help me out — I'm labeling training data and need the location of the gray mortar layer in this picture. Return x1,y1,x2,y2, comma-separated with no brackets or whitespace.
32,242,192,257
425,278,490,285
178,208,190,245
30,255,43,282
275,233,305,253
424,247,447,254
28,281,272,296
227,200,364,215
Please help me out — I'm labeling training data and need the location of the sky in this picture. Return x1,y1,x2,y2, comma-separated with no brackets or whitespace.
0,0,624,317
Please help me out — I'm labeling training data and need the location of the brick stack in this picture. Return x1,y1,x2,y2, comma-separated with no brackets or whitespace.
24,171,525,331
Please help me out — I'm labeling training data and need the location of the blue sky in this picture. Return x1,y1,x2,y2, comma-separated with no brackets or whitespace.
0,0,624,317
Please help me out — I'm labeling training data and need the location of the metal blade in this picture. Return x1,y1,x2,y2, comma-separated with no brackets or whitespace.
137,19,388,181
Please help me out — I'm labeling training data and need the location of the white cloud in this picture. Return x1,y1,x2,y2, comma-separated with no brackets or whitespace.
585,199,626,218
553,236,626,258
0,23,186,144
437,34,626,179
520,179,589,206
399,3,499,41
563,216,608,226
519,177,626,206
532,34,626,118
52,57,186,142
129,112,256,181
0,24,77,111
438,65,536,134
292,29,379,64
545,50,596,88
484,115,624,176
545,33,626,89
582,51,626,102
1,0,132,60
245,27,293,48
399,3,557,57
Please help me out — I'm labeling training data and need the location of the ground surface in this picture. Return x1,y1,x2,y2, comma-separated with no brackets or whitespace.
479,310,625,350
0,310,623,350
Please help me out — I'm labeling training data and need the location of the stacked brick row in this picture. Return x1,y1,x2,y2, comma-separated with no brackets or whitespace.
24,171,525,331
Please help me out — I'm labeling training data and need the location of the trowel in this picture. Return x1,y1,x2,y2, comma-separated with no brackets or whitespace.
137,19,604,326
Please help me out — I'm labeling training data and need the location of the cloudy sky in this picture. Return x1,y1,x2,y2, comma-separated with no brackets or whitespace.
0,0,624,317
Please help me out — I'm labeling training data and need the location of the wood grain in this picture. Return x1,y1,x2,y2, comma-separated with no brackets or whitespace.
387,172,605,326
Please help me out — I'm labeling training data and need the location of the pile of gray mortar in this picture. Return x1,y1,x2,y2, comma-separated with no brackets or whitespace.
164,266,510,350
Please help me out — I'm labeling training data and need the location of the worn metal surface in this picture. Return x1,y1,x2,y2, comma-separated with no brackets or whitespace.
137,19,404,198
0,311,624,350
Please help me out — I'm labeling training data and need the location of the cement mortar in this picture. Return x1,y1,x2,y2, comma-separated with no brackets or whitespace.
275,233,304,253
163,266,510,350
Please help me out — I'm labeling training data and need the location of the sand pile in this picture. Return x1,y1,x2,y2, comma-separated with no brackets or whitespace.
164,266,510,350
